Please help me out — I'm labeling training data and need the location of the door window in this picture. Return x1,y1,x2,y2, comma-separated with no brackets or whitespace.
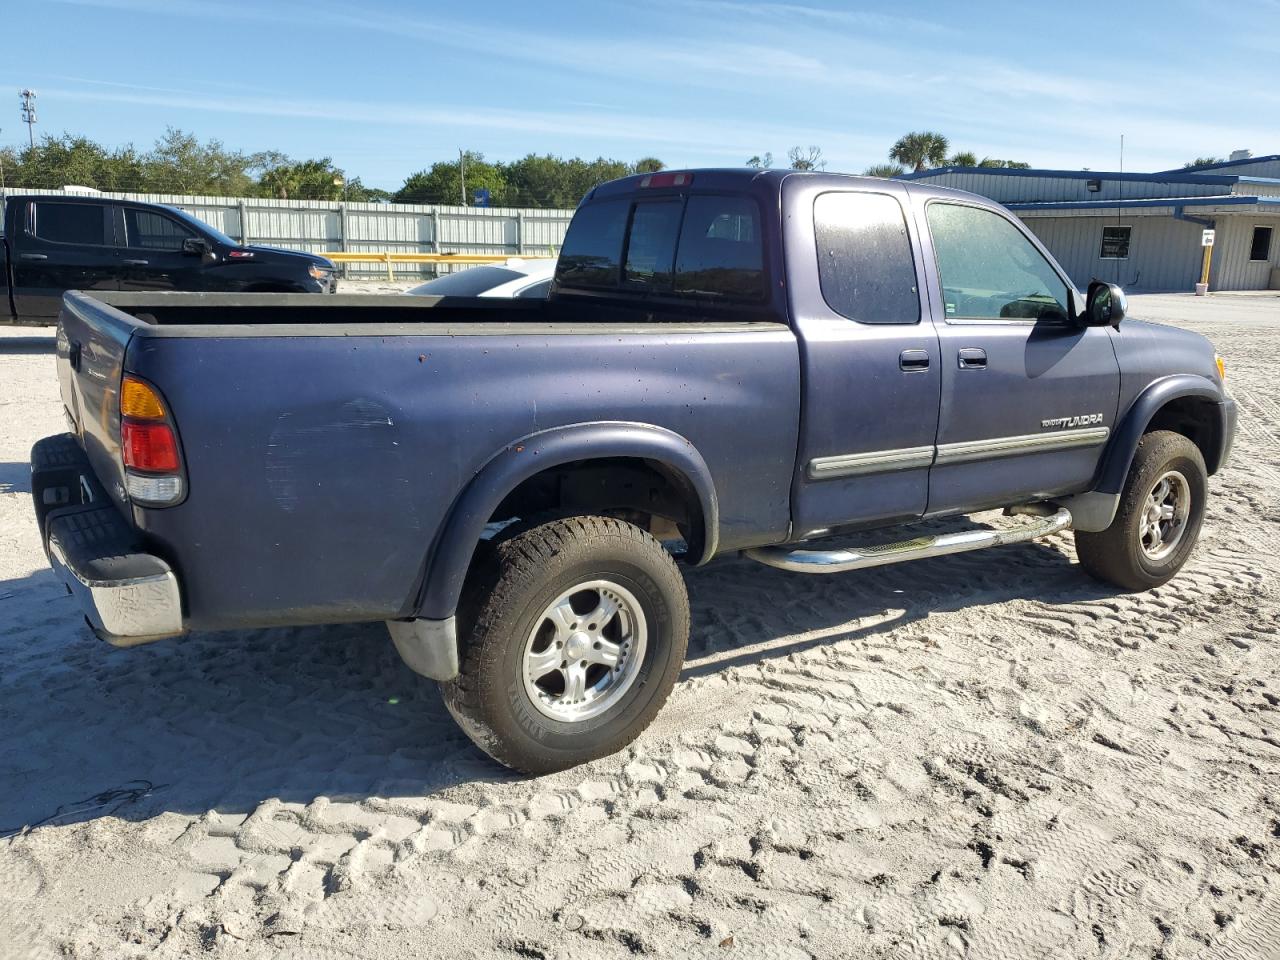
814,192,920,324
124,208,196,251
926,202,1070,322
31,202,110,245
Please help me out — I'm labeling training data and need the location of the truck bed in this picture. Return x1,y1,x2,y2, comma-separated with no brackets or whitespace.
56,290,801,631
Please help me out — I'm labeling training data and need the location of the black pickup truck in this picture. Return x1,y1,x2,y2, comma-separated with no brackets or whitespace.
1,193,337,325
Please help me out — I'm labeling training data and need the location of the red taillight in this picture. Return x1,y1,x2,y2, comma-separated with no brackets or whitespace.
639,172,692,188
121,420,180,472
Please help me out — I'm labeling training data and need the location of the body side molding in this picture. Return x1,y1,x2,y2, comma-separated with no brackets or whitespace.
806,427,1110,482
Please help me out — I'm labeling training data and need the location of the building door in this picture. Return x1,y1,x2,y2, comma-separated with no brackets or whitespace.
914,198,1120,516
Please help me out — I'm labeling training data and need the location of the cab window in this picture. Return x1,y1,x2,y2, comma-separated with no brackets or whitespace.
556,193,766,302
31,202,110,246
556,199,629,288
124,208,196,251
814,192,919,324
674,196,765,301
926,202,1069,321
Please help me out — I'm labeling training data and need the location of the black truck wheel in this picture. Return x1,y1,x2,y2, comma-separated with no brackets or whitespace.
441,515,690,774
1075,430,1207,591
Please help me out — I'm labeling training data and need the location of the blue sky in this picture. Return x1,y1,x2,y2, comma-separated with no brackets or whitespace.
3,0,1278,190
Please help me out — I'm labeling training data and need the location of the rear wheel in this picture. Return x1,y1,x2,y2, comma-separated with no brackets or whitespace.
441,515,689,774
1075,430,1207,590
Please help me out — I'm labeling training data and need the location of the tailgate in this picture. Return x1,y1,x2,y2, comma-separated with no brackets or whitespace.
56,291,139,513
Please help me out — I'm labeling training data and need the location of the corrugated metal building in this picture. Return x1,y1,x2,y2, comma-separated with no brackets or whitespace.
903,155,1280,292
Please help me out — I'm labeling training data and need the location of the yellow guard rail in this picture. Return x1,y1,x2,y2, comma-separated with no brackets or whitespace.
320,252,554,281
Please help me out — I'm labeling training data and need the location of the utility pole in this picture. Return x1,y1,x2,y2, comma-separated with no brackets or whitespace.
459,148,466,206
19,89,37,149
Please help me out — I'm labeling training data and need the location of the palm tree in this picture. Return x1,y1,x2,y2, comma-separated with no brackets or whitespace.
863,163,905,178
890,132,950,173
948,151,977,167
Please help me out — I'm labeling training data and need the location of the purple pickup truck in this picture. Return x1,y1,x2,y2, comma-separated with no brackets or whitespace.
31,169,1235,772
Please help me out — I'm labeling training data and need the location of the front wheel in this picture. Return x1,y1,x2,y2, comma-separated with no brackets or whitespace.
441,515,690,774
1075,430,1207,591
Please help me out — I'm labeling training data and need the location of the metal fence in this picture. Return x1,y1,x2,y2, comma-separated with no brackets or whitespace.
1,187,575,278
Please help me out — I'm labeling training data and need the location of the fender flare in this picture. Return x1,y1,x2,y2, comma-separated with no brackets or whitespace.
414,421,720,622
1093,374,1226,496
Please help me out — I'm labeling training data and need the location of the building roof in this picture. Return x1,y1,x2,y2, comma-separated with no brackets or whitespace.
900,165,1280,188
1006,195,1280,213
1162,154,1280,174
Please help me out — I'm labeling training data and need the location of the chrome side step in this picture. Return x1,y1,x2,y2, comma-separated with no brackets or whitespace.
744,507,1072,574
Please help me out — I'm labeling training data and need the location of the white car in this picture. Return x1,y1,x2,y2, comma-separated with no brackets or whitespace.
406,257,557,299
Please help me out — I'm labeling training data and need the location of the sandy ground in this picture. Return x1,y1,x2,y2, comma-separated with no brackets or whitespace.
1,291,1278,960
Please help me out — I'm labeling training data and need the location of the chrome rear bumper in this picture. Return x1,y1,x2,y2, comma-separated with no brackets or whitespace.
33,434,185,647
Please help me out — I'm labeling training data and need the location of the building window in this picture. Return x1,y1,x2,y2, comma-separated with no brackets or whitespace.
1100,225,1131,260
1250,226,1274,262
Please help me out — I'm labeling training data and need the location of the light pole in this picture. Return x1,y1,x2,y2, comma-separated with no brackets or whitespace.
459,148,466,206
20,89,37,149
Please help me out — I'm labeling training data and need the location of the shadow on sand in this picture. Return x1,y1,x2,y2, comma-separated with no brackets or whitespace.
0,530,1116,834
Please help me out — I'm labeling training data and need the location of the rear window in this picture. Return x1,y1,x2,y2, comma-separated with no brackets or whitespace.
624,200,682,290
674,196,764,300
556,194,765,302
557,199,630,289
408,266,525,297
32,202,109,246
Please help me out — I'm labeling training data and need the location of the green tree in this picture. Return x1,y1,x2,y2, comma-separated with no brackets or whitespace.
6,134,144,191
254,155,347,200
948,151,978,167
1183,156,1223,168
501,154,631,207
396,151,509,205
976,157,1031,169
633,156,665,173
863,163,905,178
889,131,950,172
787,145,825,170
342,178,393,203
143,127,255,194
745,152,773,169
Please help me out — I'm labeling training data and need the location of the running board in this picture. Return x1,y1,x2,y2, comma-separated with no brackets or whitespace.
744,507,1072,574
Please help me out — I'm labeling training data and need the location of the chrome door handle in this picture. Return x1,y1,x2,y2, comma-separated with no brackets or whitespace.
958,347,988,369
899,349,930,371
121,259,150,266
19,253,48,260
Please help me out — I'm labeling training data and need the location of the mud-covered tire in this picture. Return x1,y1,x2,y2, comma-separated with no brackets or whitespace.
1075,430,1207,591
441,515,690,774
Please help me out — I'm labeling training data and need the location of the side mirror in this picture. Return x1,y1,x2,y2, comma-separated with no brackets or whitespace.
182,237,211,258
1086,280,1127,328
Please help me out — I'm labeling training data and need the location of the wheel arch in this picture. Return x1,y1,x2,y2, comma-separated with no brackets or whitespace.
1095,375,1228,497
412,422,719,622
